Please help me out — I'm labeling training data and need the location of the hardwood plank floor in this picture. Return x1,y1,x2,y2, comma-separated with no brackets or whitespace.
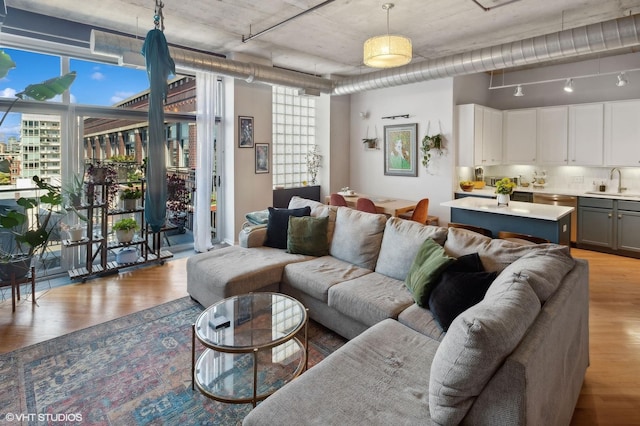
1,248,639,425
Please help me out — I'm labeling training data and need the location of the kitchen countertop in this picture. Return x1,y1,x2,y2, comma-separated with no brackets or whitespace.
442,197,574,221
456,186,640,201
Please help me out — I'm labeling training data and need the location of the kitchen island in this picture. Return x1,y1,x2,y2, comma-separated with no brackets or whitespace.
441,197,574,245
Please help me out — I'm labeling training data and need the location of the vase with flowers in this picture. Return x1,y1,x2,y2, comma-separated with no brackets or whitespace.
495,177,516,206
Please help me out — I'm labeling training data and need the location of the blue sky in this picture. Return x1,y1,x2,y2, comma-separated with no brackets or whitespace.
1,47,151,139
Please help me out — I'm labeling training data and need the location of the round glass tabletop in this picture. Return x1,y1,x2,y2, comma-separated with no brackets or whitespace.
194,292,307,351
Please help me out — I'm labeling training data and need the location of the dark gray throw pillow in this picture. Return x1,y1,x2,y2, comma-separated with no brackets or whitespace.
445,252,484,274
264,206,311,249
428,270,497,331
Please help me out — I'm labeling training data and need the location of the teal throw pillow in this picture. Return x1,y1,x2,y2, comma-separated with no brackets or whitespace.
287,215,329,256
405,238,455,307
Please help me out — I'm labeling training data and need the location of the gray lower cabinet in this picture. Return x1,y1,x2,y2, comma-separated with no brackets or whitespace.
578,197,640,257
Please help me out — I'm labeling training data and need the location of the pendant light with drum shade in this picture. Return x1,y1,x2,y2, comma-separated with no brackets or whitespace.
363,3,412,68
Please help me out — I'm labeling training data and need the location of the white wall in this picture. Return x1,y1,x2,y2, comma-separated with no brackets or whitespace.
349,79,455,223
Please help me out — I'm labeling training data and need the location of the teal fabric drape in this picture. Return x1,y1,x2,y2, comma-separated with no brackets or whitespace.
141,28,175,232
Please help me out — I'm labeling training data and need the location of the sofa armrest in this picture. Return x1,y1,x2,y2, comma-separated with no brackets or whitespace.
239,224,268,248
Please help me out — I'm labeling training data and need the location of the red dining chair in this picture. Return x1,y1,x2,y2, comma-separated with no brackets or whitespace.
356,197,378,214
330,193,348,207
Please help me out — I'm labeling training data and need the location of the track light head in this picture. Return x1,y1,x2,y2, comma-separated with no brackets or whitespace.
513,85,524,97
564,78,574,93
617,72,629,87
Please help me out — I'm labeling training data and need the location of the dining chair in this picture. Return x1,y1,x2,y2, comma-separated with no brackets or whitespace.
329,193,348,207
356,197,378,214
497,231,550,244
448,222,493,237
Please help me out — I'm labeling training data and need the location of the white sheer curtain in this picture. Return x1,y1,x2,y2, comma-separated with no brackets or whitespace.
193,71,216,252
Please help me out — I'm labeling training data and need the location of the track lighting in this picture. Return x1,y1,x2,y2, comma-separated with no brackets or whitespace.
616,72,628,87
564,78,574,93
513,85,524,97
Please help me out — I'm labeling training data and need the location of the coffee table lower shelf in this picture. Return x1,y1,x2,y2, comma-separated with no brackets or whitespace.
192,336,307,406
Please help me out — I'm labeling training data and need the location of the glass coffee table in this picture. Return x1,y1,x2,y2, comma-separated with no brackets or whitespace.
192,292,308,407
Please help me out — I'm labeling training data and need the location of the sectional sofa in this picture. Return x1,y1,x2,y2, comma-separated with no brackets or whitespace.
186,196,589,425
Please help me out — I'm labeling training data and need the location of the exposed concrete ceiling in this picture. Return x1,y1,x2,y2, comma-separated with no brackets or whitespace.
5,0,640,78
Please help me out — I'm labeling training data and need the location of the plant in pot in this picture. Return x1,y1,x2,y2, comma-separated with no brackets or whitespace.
62,173,85,208
0,176,62,280
420,133,445,169
85,161,118,208
166,174,189,233
112,217,140,244
120,184,142,211
495,177,516,206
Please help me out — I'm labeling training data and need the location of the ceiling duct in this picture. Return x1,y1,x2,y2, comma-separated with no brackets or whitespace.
333,13,640,95
90,30,333,94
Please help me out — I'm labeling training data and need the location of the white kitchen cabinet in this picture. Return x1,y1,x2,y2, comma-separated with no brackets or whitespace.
568,103,604,166
537,106,568,165
503,109,536,164
457,104,503,166
604,100,640,166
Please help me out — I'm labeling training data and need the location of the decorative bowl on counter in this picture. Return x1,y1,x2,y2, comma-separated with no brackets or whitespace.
459,181,475,192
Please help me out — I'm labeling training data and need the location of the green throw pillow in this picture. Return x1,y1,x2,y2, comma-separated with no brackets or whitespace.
405,238,455,307
287,215,329,256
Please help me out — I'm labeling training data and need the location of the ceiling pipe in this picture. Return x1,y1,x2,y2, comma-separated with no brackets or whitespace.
333,13,640,95
90,30,334,94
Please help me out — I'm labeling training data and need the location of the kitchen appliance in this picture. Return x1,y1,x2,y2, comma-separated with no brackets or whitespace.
533,193,577,244
474,167,484,182
511,191,533,202
484,176,520,187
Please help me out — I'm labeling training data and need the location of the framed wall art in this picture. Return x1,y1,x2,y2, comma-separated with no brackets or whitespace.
255,143,269,174
238,116,254,148
384,123,418,176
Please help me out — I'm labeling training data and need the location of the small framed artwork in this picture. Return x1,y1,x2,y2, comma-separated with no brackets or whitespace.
384,123,418,177
255,143,269,174
238,116,254,148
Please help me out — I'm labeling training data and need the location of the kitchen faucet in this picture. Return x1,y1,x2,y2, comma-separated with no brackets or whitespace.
609,167,627,193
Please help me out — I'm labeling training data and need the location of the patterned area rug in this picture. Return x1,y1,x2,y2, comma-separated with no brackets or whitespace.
0,297,346,425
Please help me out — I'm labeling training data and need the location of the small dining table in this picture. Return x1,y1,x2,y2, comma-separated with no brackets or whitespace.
324,193,417,217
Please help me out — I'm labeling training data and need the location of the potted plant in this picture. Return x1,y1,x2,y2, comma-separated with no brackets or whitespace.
112,217,139,243
62,173,85,208
0,176,62,280
85,161,118,208
166,174,189,233
306,145,322,185
120,184,142,211
495,177,517,206
362,138,378,149
421,133,445,169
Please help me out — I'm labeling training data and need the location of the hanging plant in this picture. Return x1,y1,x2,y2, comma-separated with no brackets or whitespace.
421,133,445,169
362,138,378,149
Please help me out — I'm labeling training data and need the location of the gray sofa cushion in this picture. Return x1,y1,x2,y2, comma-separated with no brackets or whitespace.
492,244,575,303
375,217,448,281
429,274,541,425
444,227,550,273
186,245,311,306
242,319,439,426
329,207,387,270
328,272,415,327
282,256,372,302
397,304,446,342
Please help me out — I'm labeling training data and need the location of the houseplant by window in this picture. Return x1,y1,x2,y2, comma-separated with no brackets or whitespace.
112,217,140,243
0,176,62,280
120,184,142,211
495,177,516,206
166,174,189,233
306,145,322,184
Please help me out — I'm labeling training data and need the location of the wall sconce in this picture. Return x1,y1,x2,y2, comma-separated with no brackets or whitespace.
616,72,629,87
359,111,369,119
563,78,574,93
513,85,524,97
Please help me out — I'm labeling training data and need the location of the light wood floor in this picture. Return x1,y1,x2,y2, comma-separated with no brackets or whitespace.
1,248,639,425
